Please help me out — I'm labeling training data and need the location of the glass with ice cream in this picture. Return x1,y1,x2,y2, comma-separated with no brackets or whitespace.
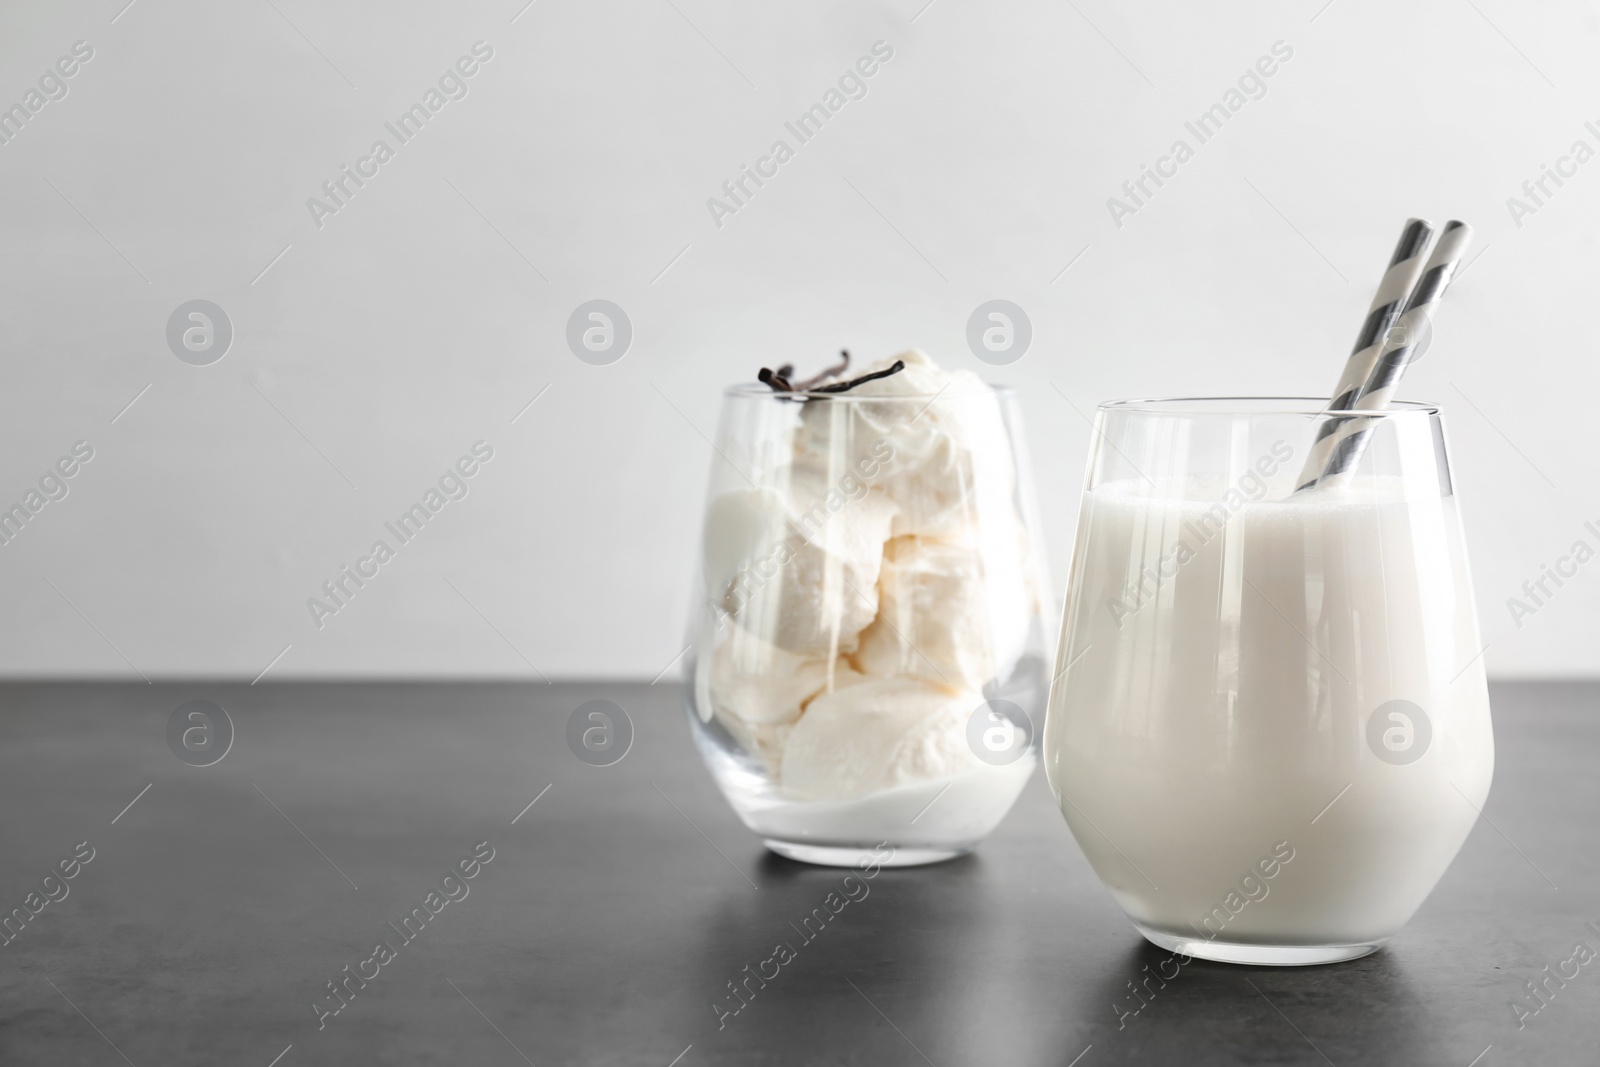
688,350,1052,866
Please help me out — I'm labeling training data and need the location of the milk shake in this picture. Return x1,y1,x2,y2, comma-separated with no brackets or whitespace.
1046,469,1494,962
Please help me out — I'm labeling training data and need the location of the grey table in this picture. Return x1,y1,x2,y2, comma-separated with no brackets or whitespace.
0,681,1594,1066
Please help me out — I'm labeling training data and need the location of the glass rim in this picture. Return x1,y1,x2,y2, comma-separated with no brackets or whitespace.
722,382,1016,401
1098,396,1441,417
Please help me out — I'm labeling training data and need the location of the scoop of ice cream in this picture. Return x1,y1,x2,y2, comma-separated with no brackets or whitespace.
701,481,895,657
717,717,795,778
889,387,1019,542
792,350,1019,540
780,678,987,802
708,634,861,726
704,635,863,775
853,532,1031,690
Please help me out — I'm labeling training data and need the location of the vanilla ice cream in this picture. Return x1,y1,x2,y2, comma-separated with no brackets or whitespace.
702,481,893,657
706,634,861,775
696,350,1045,849
855,536,997,688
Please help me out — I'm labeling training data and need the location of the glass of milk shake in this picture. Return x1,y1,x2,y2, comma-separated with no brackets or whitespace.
686,351,1054,867
1044,398,1494,964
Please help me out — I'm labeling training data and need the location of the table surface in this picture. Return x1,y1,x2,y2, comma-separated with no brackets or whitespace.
0,680,1594,1066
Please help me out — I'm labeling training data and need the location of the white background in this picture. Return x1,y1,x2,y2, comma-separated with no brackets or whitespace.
0,0,1593,680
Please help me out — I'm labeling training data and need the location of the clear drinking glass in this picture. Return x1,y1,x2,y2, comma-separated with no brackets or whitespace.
686,380,1053,867
1044,398,1494,964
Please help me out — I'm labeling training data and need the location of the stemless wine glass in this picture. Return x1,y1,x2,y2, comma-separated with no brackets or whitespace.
685,373,1053,867
1044,398,1494,965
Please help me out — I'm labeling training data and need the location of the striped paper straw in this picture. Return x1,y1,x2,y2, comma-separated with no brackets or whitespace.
1294,217,1435,491
1310,220,1474,490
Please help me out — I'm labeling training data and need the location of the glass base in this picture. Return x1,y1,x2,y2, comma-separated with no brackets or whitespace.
1134,922,1385,966
763,839,971,868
